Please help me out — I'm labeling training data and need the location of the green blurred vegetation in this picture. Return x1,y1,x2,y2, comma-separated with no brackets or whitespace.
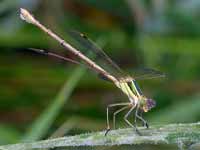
0,0,199,149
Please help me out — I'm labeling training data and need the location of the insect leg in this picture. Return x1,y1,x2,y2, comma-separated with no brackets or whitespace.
124,105,141,135
140,110,149,128
135,106,149,128
113,105,129,129
105,102,129,136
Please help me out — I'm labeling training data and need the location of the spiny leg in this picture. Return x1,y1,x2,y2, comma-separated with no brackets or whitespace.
105,102,129,136
124,105,141,135
139,110,149,128
134,106,149,129
113,105,129,129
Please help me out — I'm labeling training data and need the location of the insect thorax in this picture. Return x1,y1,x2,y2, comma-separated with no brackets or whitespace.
115,77,156,112
115,79,139,103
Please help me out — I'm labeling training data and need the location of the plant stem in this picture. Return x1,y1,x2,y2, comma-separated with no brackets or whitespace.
0,122,200,150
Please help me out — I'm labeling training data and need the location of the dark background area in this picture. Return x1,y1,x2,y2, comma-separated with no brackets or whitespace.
0,0,199,149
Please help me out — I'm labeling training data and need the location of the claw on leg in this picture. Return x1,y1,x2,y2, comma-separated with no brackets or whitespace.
135,127,142,136
144,122,149,129
105,127,111,136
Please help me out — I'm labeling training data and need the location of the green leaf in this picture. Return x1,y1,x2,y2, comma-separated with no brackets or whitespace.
22,67,85,142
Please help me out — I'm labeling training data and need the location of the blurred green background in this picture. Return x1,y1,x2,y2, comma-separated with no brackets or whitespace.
0,0,199,149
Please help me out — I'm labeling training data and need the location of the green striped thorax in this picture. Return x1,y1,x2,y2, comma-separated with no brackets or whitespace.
116,78,156,112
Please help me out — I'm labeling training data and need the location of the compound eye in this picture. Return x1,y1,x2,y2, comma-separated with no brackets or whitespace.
147,98,156,110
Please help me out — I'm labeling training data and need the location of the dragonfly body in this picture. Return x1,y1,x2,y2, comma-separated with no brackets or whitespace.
20,8,162,136
115,78,155,112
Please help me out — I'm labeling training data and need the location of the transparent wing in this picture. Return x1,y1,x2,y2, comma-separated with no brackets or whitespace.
67,30,165,81
133,68,166,80
68,30,127,79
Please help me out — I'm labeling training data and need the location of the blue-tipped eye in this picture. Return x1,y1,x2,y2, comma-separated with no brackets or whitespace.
147,99,156,110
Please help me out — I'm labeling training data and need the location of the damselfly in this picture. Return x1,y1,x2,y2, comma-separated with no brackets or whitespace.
20,8,165,135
